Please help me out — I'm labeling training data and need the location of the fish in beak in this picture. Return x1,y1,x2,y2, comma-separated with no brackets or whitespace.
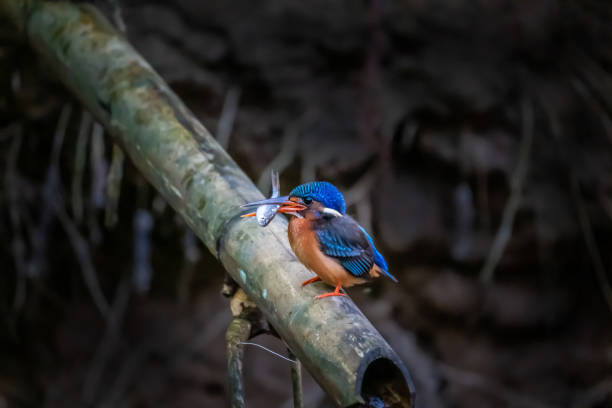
240,196,306,220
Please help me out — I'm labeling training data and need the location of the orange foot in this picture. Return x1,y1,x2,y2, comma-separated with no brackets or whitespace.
315,284,345,300
301,276,321,287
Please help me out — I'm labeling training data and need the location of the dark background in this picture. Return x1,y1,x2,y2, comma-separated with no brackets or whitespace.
1,0,611,407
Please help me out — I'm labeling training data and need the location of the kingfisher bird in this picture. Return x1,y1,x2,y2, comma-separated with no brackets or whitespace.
241,181,398,299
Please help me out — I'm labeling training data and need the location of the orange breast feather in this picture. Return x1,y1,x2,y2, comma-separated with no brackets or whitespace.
288,219,366,288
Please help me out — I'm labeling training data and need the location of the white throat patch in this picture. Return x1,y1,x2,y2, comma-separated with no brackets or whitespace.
322,208,342,218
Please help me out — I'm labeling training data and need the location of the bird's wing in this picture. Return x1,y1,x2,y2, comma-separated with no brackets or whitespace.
315,216,374,278
359,226,398,283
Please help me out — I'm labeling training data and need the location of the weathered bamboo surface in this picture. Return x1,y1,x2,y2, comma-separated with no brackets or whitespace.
1,1,415,405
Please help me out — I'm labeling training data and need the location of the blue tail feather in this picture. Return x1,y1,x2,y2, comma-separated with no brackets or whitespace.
359,227,398,283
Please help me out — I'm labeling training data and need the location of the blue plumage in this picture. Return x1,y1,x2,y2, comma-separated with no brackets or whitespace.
360,227,398,283
316,225,373,278
316,229,363,258
289,182,346,214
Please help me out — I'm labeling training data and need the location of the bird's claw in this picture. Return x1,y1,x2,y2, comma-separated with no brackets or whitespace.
301,276,321,287
315,292,346,300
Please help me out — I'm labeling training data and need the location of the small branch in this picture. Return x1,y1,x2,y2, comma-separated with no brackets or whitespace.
343,169,377,206
72,110,92,223
108,0,126,34
104,144,125,228
217,86,241,150
226,316,251,408
288,348,303,408
28,103,72,277
300,157,316,184
104,0,128,231
224,287,274,407
257,126,298,193
355,200,373,234
571,51,612,144
477,170,491,229
132,208,153,293
5,125,27,310
570,75,612,144
89,122,106,244
31,106,111,319
480,98,534,282
98,340,152,408
177,229,201,304
105,0,127,230
343,168,377,231
56,203,111,319
540,94,612,314
90,122,107,210
81,279,131,405
568,171,612,313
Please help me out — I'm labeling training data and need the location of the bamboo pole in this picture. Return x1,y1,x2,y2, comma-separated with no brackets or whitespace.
2,2,416,406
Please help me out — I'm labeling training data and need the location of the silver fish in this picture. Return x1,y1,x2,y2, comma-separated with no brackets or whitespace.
256,170,280,227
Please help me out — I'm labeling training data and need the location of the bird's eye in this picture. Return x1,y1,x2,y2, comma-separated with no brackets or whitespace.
303,196,313,205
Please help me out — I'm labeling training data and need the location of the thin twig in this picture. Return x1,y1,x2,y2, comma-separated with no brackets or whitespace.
89,122,106,244
567,166,612,313
98,341,152,408
90,122,106,210
132,209,153,293
480,98,534,282
300,157,316,184
237,342,296,364
355,200,373,234
452,182,476,260
287,348,303,408
257,126,299,193
56,203,111,319
5,126,27,310
570,75,612,144
81,279,131,405
108,0,126,34
343,168,377,231
11,70,20,94
101,1,128,229
28,104,72,278
217,86,241,150
477,170,491,229
72,110,92,223
540,94,612,314
104,144,125,228
343,169,377,206
33,107,110,319
177,229,201,304
572,50,612,139
185,309,232,355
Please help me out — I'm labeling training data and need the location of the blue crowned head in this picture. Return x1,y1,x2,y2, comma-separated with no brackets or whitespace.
289,182,346,214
